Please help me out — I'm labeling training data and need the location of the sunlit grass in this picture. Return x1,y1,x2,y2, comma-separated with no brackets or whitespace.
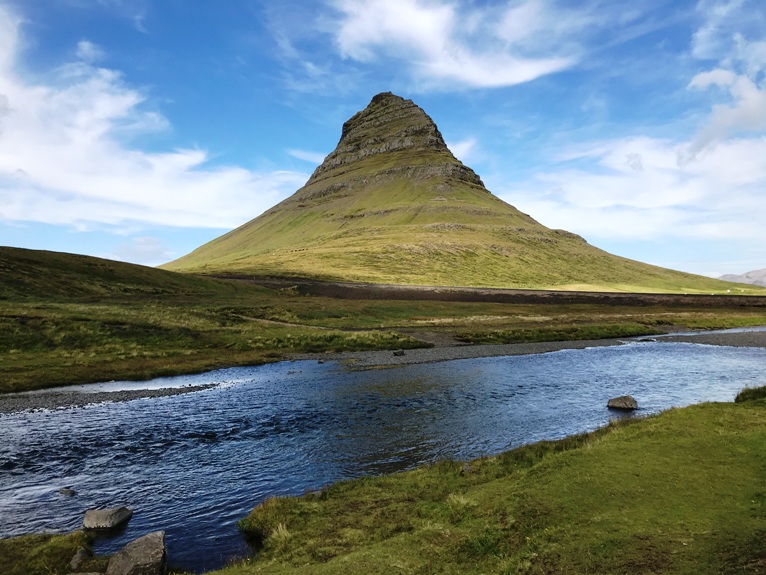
220,398,766,575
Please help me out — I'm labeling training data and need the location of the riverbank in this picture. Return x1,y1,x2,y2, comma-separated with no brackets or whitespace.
3,328,765,415
295,327,766,369
0,383,218,414
225,390,766,575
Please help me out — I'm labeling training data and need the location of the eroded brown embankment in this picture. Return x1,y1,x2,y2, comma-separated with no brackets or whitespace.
218,275,766,308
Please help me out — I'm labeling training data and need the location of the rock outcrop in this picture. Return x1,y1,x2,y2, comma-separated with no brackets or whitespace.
306,92,484,190
607,395,638,410
106,530,166,575
83,506,133,529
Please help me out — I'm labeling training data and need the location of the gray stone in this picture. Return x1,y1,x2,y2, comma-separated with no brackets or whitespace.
607,395,638,410
106,531,166,575
393,349,405,356
83,506,133,529
58,487,76,496
69,546,90,570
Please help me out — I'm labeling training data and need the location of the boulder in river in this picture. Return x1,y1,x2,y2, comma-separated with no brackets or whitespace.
607,395,638,410
83,506,133,529
106,530,166,575
58,487,76,496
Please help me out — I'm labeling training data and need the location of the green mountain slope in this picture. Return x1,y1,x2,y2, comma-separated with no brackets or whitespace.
0,246,237,300
163,93,753,294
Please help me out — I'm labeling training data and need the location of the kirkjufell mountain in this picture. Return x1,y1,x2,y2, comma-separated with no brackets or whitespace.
163,93,738,293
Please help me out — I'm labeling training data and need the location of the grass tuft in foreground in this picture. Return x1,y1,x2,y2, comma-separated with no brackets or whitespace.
736,385,766,403
0,531,106,575
219,396,766,575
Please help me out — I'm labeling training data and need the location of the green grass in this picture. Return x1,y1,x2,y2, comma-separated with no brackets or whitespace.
736,385,766,403
216,397,766,575
1,246,765,393
0,531,106,575
454,322,662,344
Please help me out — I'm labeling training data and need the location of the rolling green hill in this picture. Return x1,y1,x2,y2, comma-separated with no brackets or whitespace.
0,246,237,300
163,92,750,294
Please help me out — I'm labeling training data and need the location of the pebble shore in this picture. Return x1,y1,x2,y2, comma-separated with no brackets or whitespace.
2,330,763,415
0,384,218,414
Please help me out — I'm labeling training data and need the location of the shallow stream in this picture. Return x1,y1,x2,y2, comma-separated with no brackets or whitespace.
1,337,764,572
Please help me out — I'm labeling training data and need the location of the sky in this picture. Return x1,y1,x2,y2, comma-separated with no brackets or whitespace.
0,0,764,277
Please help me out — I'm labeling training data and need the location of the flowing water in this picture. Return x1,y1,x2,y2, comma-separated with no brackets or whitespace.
1,337,765,572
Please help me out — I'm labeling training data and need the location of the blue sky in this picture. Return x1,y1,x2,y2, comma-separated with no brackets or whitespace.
0,0,764,277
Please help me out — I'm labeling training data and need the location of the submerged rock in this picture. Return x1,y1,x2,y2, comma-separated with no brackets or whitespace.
58,487,76,496
83,506,133,529
607,395,638,410
106,530,166,575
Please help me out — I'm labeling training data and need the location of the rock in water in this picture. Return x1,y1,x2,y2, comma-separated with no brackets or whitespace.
607,395,638,410
83,506,133,529
106,531,166,575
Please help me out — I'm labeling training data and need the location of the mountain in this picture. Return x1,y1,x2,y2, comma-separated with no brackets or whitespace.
719,269,766,287
163,92,747,294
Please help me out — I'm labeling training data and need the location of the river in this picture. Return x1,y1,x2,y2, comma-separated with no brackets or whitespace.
1,336,764,572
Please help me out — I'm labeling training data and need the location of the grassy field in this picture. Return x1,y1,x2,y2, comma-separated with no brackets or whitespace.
2,247,765,393
217,392,766,575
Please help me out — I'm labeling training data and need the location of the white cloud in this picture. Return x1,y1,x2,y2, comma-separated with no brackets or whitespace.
108,236,173,266
287,148,327,164
0,6,307,231
499,134,766,243
680,0,766,162
76,40,105,63
446,137,476,162
328,0,581,88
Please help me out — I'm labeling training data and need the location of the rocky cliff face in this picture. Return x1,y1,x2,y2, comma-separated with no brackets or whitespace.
303,92,484,193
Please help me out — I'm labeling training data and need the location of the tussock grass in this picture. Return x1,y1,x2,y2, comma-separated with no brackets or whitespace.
0,531,103,575
222,399,766,575
736,385,766,402
455,322,660,344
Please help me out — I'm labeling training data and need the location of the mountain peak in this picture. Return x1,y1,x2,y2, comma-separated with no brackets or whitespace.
306,92,483,189
162,93,736,294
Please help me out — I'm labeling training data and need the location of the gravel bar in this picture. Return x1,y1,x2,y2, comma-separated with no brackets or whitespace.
296,329,766,369
0,384,218,415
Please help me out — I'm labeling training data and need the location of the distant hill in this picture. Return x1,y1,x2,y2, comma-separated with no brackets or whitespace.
163,93,755,294
0,246,238,300
719,269,766,287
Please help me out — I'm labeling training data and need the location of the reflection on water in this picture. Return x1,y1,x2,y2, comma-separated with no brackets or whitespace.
1,340,764,572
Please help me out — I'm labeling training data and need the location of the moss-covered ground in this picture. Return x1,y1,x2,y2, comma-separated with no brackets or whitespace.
219,392,766,575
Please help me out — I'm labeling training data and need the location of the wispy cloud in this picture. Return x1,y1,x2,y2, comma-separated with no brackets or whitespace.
446,137,477,163
75,39,105,63
328,0,581,88
498,0,766,255
108,236,173,266
0,6,307,231
287,148,327,164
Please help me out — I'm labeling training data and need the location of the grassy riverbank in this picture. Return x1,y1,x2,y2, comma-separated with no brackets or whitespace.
219,392,766,575
2,247,765,393
6,290,766,393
